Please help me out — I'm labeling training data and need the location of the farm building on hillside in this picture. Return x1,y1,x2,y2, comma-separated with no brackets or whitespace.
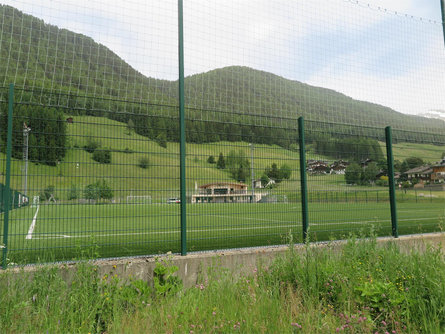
307,160,330,174
191,182,262,203
307,159,350,175
329,160,349,174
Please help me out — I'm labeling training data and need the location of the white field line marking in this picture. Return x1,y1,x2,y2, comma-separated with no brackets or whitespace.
25,206,40,240
29,216,437,240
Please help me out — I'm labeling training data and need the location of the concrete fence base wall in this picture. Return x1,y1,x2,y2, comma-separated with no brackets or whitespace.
4,233,445,288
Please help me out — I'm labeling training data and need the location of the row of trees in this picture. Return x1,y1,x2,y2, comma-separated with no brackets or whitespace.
209,152,292,185
0,104,67,166
312,135,384,162
40,179,113,202
345,163,380,185
345,156,428,186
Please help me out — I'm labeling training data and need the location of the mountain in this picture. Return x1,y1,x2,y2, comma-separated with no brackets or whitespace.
1,4,444,139
418,110,445,123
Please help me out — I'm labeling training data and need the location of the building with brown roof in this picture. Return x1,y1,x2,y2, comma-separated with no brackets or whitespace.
191,182,262,203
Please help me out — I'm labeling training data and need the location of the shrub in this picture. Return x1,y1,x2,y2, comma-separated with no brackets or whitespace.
84,180,113,202
67,184,79,200
40,185,55,201
84,137,100,153
207,155,215,164
138,157,149,169
92,148,111,164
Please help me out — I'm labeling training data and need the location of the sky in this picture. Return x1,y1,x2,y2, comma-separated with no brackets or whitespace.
1,0,445,116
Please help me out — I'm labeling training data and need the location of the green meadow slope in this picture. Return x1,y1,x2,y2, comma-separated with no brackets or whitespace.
0,115,443,201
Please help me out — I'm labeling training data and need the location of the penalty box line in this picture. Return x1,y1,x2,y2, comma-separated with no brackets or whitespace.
25,206,40,240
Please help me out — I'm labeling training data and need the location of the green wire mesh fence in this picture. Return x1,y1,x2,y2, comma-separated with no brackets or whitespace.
1,0,445,266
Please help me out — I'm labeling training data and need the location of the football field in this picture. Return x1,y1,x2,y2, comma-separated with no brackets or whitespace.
2,201,444,263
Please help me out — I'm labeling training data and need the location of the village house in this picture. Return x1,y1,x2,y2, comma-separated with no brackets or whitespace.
191,182,262,203
307,160,350,175
307,160,330,174
403,165,433,182
431,158,445,182
329,160,349,175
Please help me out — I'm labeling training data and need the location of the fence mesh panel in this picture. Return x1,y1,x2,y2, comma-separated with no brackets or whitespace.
0,0,444,265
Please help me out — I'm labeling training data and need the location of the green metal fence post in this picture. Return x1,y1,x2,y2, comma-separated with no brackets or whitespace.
441,0,445,47
178,0,187,255
298,117,309,242
2,84,14,269
385,126,398,238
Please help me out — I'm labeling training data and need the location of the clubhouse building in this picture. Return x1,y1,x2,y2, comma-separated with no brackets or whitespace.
191,182,261,203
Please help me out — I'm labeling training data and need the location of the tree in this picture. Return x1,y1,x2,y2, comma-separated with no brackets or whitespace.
84,183,100,201
67,184,79,200
279,164,292,181
127,118,135,135
92,148,111,164
207,155,215,164
84,180,113,202
41,185,56,201
260,174,270,187
84,137,100,153
216,153,226,169
138,157,149,169
156,132,167,148
345,163,361,185
404,157,424,170
266,163,280,181
361,162,379,185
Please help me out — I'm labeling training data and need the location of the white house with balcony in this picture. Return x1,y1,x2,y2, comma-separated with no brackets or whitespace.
191,182,262,203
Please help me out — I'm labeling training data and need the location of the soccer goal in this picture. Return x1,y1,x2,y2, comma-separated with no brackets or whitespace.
31,195,40,208
126,195,152,204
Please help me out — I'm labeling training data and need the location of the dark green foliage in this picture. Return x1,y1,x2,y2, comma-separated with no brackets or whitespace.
84,137,100,153
138,157,149,169
92,148,111,164
226,150,250,182
156,132,167,148
0,104,67,166
361,162,379,184
400,157,424,173
67,184,79,200
40,185,55,201
266,163,280,181
279,164,292,181
84,180,113,201
313,135,384,162
207,155,215,164
260,174,270,187
216,153,226,169
127,118,135,135
153,259,182,296
264,163,292,183
345,163,362,185
345,162,379,185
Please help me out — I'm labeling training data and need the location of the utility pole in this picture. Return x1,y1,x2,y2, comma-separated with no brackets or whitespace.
23,123,31,196
250,143,255,202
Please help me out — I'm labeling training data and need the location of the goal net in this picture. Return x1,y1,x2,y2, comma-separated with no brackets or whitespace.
31,195,40,208
126,195,152,204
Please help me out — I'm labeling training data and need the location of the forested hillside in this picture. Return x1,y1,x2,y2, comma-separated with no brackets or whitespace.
1,4,444,161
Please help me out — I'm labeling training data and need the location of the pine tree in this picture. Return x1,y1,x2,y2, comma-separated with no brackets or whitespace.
217,153,226,169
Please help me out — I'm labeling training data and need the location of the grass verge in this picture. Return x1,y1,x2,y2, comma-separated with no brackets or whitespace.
1,234,445,333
